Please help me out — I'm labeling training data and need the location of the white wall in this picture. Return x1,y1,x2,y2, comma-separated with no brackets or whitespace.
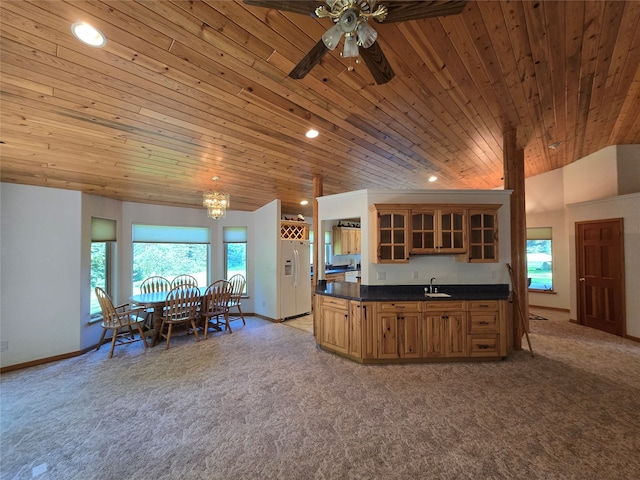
525,168,570,310
252,200,280,320
617,145,640,195
317,189,512,287
563,146,619,204
1,184,82,367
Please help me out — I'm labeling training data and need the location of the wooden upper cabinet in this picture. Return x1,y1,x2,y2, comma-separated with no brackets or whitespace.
371,206,409,263
411,208,466,254
333,227,361,255
371,203,500,263
468,209,499,263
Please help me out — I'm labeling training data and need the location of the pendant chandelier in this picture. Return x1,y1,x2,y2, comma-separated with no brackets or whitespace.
203,177,230,219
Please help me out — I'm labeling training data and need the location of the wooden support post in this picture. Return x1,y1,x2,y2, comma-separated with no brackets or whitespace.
312,174,323,291
503,129,529,351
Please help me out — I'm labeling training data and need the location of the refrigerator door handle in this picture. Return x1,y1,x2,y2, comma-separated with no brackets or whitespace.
293,249,299,287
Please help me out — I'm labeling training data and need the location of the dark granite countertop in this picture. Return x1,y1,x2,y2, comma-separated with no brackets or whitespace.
315,282,510,302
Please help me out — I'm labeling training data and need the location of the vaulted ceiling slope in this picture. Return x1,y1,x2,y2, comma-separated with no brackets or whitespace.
1,1,639,215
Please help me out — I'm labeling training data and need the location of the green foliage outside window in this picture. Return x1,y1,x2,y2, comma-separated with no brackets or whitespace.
132,243,208,293
526,239,553,291
90,242,108,314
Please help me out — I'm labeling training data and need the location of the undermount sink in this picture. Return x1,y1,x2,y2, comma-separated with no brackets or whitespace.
425,293,451,298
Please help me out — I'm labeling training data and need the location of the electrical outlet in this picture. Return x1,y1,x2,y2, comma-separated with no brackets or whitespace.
412,271,419,280
377,271,386,280
0,341,7,352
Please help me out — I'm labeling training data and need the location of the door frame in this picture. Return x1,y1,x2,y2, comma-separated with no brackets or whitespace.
575,218,626,337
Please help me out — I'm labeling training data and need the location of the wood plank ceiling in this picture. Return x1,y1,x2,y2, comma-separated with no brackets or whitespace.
1,1,639,216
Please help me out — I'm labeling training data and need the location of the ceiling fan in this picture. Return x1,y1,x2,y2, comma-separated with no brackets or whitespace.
243,1,467,84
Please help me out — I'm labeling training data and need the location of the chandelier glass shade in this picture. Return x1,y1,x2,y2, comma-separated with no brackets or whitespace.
203,191,230,219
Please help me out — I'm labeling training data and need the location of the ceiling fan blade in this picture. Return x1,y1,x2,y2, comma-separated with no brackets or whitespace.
289,39,330,79
359,41,395,85
243,1,322,17
381,1,467,23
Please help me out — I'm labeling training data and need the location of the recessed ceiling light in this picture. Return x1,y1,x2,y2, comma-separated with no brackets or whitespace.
305,129,319,139
71,22,106,47
300,200,309,206
428,175,438,182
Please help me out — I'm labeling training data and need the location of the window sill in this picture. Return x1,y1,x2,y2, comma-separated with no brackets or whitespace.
528,289,556,294
87,316,103,326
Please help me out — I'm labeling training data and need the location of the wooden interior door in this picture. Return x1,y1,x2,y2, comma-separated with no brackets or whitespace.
575,219,625,336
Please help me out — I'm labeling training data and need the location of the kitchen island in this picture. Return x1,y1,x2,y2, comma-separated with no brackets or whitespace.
314,282,512,363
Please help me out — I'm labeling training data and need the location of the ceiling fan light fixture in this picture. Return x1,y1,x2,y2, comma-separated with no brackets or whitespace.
322,23,343,50
343,33,359,58
357,21,377,48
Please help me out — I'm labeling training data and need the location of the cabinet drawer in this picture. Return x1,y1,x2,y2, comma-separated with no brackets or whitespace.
321,296,348,309
468,300,498,311
378,301,421,312
423,300,466,312
469,313,499,333
468,335,500,356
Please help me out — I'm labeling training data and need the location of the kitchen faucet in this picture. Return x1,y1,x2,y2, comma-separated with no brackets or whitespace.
430,277,437,293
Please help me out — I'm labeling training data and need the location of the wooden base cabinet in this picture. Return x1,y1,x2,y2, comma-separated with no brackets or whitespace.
316,296,508,363
377,302,422,359
468,300,506,357
423,301,467,358
349,301,376,359
318,296,349,355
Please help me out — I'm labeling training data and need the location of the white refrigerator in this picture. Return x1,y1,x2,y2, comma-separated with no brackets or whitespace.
280,240,311,320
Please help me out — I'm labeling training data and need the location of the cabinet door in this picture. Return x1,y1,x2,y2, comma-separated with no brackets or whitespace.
468,210,498,262
320,304,349,354
377,312,399,358
348,301,362,358
423,311,467,357
444,312,468,357
411,210,437,253
377,311,421,358
410,209,466,254
399,313,422,358
359,302,377,359
423,313,445,357
439,210,466,253
375,209,409,263
352,229,361,254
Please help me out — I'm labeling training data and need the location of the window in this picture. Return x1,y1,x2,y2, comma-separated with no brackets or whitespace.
132,224,210,293
526,227,553,291
325,231,332,265
91,217,116,315
223,227,247,294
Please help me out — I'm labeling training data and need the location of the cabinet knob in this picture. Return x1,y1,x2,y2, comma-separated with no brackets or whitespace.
479,321,489,325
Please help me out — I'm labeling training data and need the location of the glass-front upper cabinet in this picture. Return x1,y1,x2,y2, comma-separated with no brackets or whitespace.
411,208,466,254
468,209,498,262
372,206,409,263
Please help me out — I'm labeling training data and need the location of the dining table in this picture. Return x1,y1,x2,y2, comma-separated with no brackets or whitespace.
129,287,207,346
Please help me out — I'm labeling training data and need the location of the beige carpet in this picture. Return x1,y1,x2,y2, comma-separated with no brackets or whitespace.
1,310,639,480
